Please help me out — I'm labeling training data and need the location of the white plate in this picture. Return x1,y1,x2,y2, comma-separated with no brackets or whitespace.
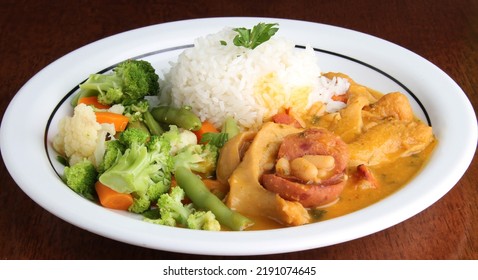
1,17,476,256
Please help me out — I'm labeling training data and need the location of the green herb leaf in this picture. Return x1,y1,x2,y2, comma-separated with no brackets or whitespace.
232,22,279,49
311,209,327,220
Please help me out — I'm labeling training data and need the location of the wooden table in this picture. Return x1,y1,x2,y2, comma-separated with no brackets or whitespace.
1,0,477,259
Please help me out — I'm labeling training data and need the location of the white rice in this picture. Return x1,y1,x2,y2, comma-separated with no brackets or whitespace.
160,27,349,130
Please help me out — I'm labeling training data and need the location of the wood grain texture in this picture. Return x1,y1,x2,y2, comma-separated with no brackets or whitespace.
1,0,477,259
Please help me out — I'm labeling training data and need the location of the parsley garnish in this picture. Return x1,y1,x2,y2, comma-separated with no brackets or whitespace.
232,22,279,49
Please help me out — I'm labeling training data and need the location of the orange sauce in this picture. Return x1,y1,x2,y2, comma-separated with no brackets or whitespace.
244,139,436,230
319,140,436,221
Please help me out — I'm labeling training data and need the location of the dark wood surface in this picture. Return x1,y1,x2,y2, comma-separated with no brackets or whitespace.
1,0,477,259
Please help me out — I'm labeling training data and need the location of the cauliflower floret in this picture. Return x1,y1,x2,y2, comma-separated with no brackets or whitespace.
107,104,125,115
53,103,115,166
91,123,116,167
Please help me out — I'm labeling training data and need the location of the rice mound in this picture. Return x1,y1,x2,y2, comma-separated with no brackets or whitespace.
161,27,349,130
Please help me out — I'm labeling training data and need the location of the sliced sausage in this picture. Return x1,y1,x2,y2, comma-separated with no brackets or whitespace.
277,128,348,175
262,173,346,208
261,128,349,208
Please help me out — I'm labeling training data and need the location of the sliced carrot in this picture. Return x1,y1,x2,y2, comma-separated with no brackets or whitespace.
95,112,129,131
331,94,348,103
271,112,302,128
193,121,219,143
95,181,133,210
78,96,111,109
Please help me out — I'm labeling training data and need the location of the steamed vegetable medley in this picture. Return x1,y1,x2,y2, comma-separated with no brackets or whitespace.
54,59,252,231
53,23,436,231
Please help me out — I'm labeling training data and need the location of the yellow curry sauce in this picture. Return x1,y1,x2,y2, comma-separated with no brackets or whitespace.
217,72,436,231
317,139,436,222
245,140,435,230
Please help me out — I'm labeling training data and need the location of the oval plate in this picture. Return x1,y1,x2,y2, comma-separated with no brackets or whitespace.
1,17,476,256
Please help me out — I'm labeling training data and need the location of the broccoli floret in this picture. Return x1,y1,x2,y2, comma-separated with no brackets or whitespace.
173,143,219,176
98,132,173,213
98,143,150,193
144,135,174,201
123,99,150,122
144,187,220,231
128,193,152,214
97,140,125,175
165,126,219,175
118,127,150,147
78,60,159,106
98,87,123,105
146,134,168,153
125,132,173,213
157,186,194,225
144,209,176,227
146,179,170,202
145,187,191,226
187,211,221,231
63,159,98,200
161,125,198,155
144,186,192,226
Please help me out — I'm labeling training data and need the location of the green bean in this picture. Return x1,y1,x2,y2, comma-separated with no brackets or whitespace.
143,110,164,135
150,106,202,131
174,166,254,231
